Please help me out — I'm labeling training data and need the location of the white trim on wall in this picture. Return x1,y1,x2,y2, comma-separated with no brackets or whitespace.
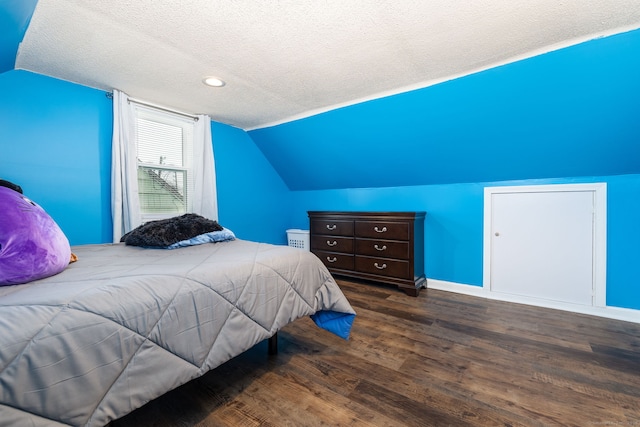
427,278,639,325
482,183,607,307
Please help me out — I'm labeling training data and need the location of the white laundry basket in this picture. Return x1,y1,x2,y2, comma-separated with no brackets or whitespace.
286,229,310,250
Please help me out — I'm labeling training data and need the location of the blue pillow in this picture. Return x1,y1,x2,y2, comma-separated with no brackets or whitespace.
166,227,236,249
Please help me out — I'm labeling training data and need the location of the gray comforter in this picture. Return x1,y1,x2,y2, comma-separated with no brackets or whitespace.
0,239,355,426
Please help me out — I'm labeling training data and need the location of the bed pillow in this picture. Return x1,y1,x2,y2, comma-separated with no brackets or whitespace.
167,227,236,249
0,186,71,286
121,213,225,248
0,179,22,194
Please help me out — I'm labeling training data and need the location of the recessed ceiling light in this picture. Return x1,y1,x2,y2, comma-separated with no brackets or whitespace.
203,76,226,87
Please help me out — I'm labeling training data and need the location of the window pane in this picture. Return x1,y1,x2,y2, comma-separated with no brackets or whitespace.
137,118,183,167
137,166,187,214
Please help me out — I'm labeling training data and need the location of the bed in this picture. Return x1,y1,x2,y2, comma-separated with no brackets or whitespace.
0,239,356,426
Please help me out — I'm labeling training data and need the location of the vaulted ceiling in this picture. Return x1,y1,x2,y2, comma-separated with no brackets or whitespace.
11,0,640,130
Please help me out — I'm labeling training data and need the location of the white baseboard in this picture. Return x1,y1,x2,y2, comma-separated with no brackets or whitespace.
427,278,640,325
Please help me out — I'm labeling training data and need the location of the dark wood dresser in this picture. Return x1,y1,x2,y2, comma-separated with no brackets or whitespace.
308,211,426,296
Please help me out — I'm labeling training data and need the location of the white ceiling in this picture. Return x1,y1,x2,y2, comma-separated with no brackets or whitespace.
15,0,640,130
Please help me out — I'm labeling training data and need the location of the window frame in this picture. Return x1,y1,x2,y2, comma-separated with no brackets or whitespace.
132,104,196,223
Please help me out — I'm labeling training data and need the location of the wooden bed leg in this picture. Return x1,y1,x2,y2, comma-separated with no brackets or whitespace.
268,332,278,355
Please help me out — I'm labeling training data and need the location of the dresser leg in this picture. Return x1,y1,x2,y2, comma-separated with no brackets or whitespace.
400,277,426,297
402,287,420,297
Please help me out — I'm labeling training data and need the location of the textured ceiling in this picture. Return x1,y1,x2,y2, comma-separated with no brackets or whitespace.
15,0,640,130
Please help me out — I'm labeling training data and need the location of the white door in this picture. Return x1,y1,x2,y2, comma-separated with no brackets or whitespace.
489,189,595,306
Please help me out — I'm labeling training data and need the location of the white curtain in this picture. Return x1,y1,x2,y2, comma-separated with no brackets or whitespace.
111,89,140,243
192,114,219,221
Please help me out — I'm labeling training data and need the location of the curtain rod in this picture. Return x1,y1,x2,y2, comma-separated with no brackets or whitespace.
105,91,199,121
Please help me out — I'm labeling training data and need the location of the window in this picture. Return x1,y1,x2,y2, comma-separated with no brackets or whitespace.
133,105,196,222
112,89,217,243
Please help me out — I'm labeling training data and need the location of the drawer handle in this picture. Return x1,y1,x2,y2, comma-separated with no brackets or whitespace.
374,262,387,270
327,240,338,247
327,256,338,263
374,226,387,233
374,244,387,251
326,224,337,231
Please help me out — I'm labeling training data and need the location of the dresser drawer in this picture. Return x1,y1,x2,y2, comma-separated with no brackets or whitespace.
355,221,409,240
311,235,354,253
355,256,410,279
312,250,355,271
355,239,409,259
310,219,354,237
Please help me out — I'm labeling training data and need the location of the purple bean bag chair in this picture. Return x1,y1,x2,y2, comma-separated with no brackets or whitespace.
0,186,71,286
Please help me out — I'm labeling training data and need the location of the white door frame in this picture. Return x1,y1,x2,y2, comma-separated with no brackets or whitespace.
483,183,607,308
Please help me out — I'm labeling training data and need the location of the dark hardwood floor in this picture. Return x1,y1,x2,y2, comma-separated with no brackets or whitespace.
110,279,640,427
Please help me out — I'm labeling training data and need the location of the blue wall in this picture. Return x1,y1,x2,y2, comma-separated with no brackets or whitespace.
0,70,113,245
0,70,290,246
212,122,291,244
0,0,38,73
250,28,640,191
606,174,640,309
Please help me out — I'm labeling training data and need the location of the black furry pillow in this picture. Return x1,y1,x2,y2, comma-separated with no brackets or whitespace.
121,213,223,248
0,179,23,194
